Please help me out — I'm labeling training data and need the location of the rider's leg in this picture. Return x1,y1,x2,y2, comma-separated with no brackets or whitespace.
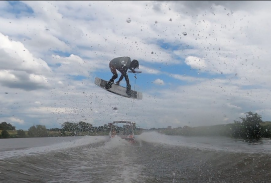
106,64,118,89
124,74,131,96
109,64,118,82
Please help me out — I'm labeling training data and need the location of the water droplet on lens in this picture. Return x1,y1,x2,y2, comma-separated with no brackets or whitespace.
183,32,187,36
126,18,131,23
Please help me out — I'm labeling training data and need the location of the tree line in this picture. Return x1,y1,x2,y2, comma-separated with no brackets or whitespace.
0,121,112,138
2,111,268,141
60,122,113,136
0,121,46,138
159,112,270,142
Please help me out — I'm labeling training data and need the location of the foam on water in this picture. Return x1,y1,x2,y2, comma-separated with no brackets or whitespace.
2,134,271,182
0,136,107,160
103,136,130,149
53,136,143,183
137,131,271,153
104,137,142,183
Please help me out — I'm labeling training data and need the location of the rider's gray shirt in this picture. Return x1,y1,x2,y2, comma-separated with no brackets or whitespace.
110,57,131,69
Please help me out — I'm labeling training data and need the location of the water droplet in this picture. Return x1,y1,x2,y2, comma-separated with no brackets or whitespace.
155,21,158,24
5,92,8,94
169,18,172,21
151,52,154,54
126,18,131,23
183,32,187,36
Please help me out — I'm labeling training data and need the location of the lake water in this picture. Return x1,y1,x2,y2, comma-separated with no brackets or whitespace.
1,132,271,182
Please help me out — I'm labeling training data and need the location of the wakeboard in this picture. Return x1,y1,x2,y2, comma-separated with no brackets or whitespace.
95,77,143,100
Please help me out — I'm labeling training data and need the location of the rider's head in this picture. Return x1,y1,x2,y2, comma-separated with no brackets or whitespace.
130,60,139,69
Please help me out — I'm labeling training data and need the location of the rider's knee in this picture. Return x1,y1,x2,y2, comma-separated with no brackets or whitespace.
112,73,118,80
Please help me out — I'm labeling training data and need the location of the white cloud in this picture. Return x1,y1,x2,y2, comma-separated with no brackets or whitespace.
0,70,17,81
0,70,50,91
0,32,51,74
0,1,271,129
170,74,205,82
140,65,161,74
226,103,242,110
153,79,165,85
185,56,207,70
29,107,79,114
0,32,52,90
51,54,90,76
9,117,24,124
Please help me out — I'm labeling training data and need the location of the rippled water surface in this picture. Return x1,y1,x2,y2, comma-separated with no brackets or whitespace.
1,132,271,182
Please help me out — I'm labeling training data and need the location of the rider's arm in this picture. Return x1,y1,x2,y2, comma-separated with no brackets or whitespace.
129,68,136,73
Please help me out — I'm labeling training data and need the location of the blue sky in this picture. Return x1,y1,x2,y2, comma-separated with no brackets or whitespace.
0,1,271,130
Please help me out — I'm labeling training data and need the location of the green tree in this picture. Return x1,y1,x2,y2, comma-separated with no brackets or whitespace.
17,129,26,138
78,121,92,132
232,112,262,141
62,122,76,132
1,130,10,138
0,122,15,130
28,125,37,137
260,123,271,138
62,121,92,134
28,125,48,137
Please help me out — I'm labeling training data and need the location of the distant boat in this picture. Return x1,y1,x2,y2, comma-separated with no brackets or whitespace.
109,121,136,143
